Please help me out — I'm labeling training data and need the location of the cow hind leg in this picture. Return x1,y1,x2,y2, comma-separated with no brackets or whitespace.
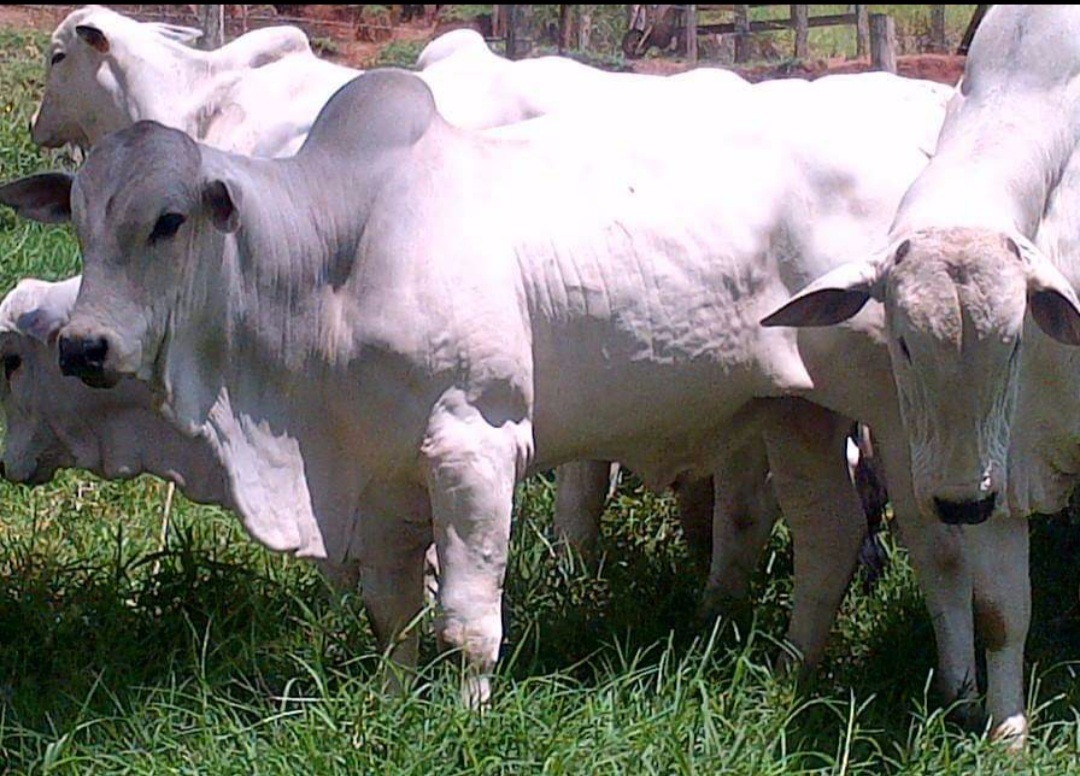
552,460,617,563
763,401,865,673
357,511,430,693
700,439,778,621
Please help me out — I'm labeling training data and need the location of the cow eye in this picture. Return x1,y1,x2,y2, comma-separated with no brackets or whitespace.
3,354,21,380
898,337,912,364
149,212,186,244
50,52,66,66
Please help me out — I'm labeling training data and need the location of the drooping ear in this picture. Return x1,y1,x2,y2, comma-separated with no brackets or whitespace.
0,276,79,345
1015,235,1080,346
75,24,110,54
16,304,68,345
761,259,887,328
202,179,240,233
0,173,73,224
149,23,203,45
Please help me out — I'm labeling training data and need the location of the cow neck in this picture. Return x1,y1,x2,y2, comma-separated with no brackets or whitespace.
110,37,217,134
199,147,383,374
893,90,1076,242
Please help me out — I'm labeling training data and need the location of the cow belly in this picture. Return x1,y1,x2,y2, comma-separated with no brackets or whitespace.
530,359,762,485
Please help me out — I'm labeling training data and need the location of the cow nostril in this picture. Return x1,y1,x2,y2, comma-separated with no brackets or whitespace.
82,335,108,364
933,493,997,525
58,334,110,380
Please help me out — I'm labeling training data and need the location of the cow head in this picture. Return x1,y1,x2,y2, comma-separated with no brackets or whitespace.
762,226,1080,524
0,275,229,502
0,122,239,394
32,6,202,150
0,277,81,484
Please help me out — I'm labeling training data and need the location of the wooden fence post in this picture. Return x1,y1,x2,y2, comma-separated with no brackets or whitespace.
685,4,698,62
196,4,225,49
505,4,534,60
792,5,808,59
558,4,571,53
733,4,751,63
855,4,869,58
930,5,946,53
578,6,592,50
870,13,896,73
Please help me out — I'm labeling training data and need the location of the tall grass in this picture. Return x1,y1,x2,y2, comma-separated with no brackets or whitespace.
0,21,1076,776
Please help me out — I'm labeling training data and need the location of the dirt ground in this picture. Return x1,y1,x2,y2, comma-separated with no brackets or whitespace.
0,4,965,86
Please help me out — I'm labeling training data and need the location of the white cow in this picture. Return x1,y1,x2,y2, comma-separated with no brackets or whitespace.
27,7,866,636
416,28,750,129
0,68,949,705
760,5,1080,744
29,9,753,553
33,12,747,159
32,5,357,157
0,274,870,672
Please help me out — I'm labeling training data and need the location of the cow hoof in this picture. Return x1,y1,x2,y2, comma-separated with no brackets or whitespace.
990,713,1029,751
696,587,752,627
461,673,492,710
944,696,986,732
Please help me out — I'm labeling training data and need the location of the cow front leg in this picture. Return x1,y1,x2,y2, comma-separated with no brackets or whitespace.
881,435,980,724
423,401,524,708
970,516,1030,748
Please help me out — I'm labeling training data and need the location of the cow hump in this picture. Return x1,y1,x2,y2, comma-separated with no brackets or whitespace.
301,69,438,158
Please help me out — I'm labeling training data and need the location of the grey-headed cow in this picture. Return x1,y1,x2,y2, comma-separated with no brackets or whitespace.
1,70,887,703
762,5,1080,744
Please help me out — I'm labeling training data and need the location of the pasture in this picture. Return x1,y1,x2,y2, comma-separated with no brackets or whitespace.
0,23,1078,776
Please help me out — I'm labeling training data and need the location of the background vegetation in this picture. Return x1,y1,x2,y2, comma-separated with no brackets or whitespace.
0,17,1077,775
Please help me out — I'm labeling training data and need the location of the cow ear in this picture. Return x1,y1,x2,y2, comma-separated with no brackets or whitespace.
0,173,73,224
1017,237,1080,346
202,179,240,233
761,259,886,328
150,23,203,45
16,306,67,345
75,25,110,55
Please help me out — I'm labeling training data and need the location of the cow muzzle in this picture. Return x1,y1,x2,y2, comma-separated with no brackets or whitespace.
933,493,997,525
58,333,119,388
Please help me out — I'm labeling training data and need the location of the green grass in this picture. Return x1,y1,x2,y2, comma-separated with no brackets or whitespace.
0,21,1078,776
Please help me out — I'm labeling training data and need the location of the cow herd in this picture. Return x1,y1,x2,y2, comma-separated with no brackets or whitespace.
0,3,1076,749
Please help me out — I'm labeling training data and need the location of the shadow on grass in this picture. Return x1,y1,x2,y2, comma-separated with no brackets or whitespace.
0,517,379,735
